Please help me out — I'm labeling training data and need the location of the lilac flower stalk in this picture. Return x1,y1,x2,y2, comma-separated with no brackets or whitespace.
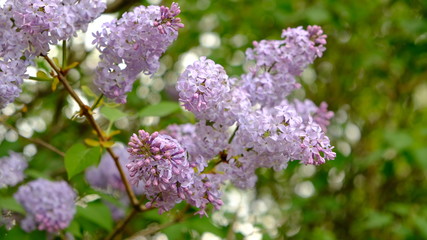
93,3,184,103
242,25,327,106
127,130,193,213
14,179,76,233
0,151,27,188
127,130,225,214
0,0,105,108
176,57,231,124
1,0,106,57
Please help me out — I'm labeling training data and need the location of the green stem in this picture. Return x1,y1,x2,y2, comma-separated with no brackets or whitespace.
228,125,239,144
91,94,104,111
62,40,67,69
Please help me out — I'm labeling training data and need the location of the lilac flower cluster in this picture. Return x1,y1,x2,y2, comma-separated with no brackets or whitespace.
0,151,27,188
93,3,184,103
0,0,106,108
242,26,327,107
14,179,76,233
174,26,335,189
126,130,223,215
176,57,230,123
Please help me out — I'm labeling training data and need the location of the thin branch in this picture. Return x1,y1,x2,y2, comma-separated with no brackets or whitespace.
105,208,138,240
0,121,65,157
127,208,190,240
62,40,67,69
90,94,104,111
42,54,139,207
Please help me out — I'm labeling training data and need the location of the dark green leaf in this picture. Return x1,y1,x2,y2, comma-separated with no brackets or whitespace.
66,220,82,238
76,202,113,231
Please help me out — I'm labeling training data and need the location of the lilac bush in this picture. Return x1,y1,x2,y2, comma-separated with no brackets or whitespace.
0,1,337,238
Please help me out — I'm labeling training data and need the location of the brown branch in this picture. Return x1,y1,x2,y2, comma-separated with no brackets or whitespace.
0,121,65,157
105,0,139,13
42,54,139,207
127,205,190,239
105,208,138,240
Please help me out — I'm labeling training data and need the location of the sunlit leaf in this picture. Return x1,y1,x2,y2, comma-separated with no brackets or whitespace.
138,101,181,117
100,106,128,122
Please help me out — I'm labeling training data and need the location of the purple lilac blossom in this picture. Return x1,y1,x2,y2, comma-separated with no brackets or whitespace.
176,57,231,124
162,122,229,172
0,60,28,108
0,0,105,109
127,130,225,214
289,99,334,132
127,130,193,213
242,25,327,107
187,173,224,216
1,0,105,57
174,26,335,191
0,151,27,188
14,179,76,233
93,3,183,103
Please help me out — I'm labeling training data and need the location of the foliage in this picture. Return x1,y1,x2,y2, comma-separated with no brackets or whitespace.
1,0,426,239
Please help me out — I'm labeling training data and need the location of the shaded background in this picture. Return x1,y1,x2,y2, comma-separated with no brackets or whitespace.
1,0,427,239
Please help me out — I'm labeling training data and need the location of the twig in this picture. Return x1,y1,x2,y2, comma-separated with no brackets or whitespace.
0,121,65,157
127,207,190,240
105,208,138,240
42,54,139,207
91,94,104,111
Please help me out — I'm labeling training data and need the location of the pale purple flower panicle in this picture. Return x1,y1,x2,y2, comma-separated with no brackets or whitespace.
176,57,230,123
242,25,327,106
172,26,335,194
0,0,105,109
0,151,27,188
93,3,183,103
127,129,226,214
1,0,105,57
0,60,28,109
290,99,334,132
14,179,76,233
127,130,193,213
187,174,224,216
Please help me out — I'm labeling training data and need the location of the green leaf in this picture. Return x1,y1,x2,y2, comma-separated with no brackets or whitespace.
36,70,49,79
76,202,113,231
100,106,128,122
64,144,102,179
66,220,82,238
0,197,25,214
1,227,46,240
138,101,181,117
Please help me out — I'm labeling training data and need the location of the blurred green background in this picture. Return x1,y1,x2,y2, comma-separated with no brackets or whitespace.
1,0,427,239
